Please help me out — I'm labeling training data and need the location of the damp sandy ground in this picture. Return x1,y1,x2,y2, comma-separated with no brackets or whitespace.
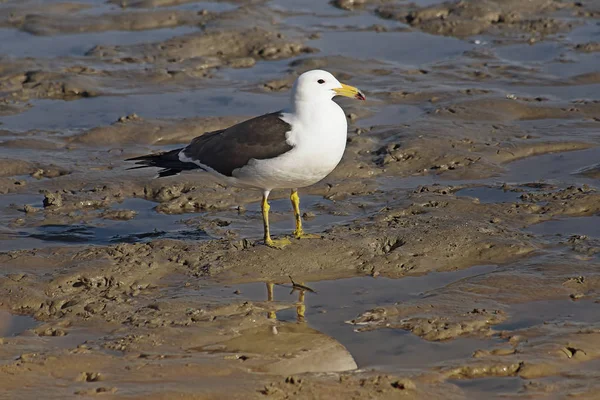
1,0,600,398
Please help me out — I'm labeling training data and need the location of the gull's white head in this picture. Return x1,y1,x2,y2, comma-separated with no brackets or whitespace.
291,69,366,103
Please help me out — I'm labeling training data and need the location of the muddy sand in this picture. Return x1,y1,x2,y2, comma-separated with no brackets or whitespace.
1,0,600,398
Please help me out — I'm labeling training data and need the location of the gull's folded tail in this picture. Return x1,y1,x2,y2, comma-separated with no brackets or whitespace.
125,148,199,177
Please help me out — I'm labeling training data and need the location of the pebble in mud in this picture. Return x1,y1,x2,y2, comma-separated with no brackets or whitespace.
43,192,62,208
333,0,367,11
117,113,141,123
100,210,137,220
22,204,38,214
76,372,103,382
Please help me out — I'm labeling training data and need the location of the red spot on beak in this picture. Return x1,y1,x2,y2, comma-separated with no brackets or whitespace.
355,91,366,101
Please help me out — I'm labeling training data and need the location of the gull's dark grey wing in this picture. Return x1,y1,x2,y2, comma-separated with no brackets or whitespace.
126,111,293,178
182,111,293,176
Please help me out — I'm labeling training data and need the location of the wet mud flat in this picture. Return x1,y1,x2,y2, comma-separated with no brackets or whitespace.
1,0,600,398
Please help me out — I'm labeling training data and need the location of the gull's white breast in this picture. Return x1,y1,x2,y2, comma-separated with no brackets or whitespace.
232,100,348,190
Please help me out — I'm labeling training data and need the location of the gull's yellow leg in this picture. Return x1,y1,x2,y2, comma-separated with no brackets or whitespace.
266,282,276,320
290,189,303,236
290,189,321,239
262,191,291,249
296,288,306,323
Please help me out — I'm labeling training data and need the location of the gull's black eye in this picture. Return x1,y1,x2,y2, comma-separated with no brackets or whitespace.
317,79,325,84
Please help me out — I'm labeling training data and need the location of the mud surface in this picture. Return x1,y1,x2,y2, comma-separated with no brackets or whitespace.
1,0,600,398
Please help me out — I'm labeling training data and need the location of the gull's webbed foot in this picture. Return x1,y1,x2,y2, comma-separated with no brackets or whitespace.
264,236,292,249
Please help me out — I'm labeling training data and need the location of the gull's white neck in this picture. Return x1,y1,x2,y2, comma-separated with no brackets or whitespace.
282,93,348,154
286,93,345,124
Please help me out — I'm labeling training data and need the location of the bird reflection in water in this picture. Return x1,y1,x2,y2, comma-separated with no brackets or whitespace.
266,276,317,323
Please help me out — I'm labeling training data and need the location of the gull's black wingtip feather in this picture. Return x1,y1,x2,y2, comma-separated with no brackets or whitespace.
124,148,199,177
157,169,182,177
125,153,165,162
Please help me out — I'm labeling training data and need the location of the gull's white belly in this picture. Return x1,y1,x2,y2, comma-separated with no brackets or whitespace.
232,136,345,190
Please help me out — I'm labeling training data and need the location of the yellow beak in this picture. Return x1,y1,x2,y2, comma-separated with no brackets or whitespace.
334,83,366,101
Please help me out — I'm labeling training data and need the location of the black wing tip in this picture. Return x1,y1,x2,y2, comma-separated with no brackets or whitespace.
124,164,182,177
157,169,181,177
124,148,197,178
125,153,164,162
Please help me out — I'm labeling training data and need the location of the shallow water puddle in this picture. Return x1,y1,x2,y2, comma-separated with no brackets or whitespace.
381,147,600,192
502,146,600,185
0,198,208,251
451,376,523,398
270,0,348,15
0,26,200,58
495,40,564,64
528,216,600,239
1,89,288,132
81,1,237,14
272,0,473,67
271,0,446,16
0,310,37,337
24,220,207,245
455,187,524,204
0,186,363,251
357,103,424,127
313,31,473,67
193,265,496,371
283,13,400,32
509,82,600,103
534,22,600,78
494,299,599,332
160,2,237,13
0,194,354,251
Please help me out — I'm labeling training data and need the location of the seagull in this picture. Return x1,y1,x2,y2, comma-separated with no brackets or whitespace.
127,70,365,248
